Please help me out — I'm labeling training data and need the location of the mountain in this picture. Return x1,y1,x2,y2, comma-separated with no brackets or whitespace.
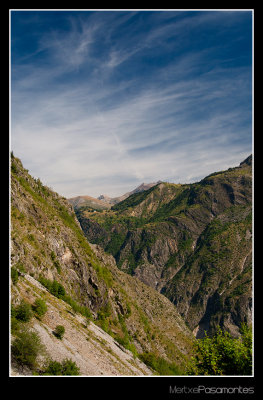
10,154,194,376
98,181,162,205
68,181,161,210
68,194,111,211
76,155,252,338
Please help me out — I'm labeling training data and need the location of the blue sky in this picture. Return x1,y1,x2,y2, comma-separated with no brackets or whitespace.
11,10,253,198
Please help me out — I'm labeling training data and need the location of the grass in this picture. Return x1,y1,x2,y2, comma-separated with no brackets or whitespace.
138,352,183,375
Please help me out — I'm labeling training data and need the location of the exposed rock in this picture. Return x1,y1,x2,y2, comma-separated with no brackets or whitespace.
77,156,252,337
11,154,194,375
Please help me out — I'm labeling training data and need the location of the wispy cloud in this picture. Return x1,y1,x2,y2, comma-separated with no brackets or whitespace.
11,10,252,198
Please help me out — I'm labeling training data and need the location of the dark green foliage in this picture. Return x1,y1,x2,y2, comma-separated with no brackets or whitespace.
11,267,19,285
32,298,48,317
139,352,183,375
38,276,92,319
11,327,46,370
11,315,20,334
53,325,65,340
50,280,65,298
38,276,65,298
14,300,33,322
43,359,80,375
187,325,252,375
104,231,127,257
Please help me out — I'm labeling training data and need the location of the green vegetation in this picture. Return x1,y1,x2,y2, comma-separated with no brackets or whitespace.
13,300,33,323
187,324,252,375
139,352,183,375
32,298,48,318
38,276,92,319
42,359,80,376
11,267,19,285
38,276,66,299
53,325,65,340
112,186,156,212
50,251,62,273
11,321,79,375
11,327,46,370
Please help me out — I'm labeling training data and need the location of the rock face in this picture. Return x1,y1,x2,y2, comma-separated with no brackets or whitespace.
10,154,194,375
77,156,252,337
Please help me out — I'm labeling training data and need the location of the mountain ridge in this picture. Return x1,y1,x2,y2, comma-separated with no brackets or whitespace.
76,155,252,338
68,181,162,210
11,154,194,375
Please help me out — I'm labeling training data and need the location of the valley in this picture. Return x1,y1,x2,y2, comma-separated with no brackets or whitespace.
75,155,252,338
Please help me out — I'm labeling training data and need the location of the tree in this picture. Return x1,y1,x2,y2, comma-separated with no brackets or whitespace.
187,324,252,375
11,327,46,370
32,298,48,318
15,300,33,322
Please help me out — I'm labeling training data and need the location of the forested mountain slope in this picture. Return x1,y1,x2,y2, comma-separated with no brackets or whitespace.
76,156,252,337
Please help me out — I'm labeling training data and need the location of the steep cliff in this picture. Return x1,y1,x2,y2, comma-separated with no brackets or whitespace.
77,156,252,337
10,154,194,375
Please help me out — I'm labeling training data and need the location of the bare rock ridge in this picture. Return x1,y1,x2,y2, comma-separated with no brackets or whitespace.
68,181,161,210
76,155,252,338
11,154,194,376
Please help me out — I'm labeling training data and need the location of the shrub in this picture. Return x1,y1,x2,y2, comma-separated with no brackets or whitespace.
38,276,65,299
50,280,65,298
139,352,182,375
15,300,33,322
43,359,80,376
32,298,48,318
11,267,19,285
11,315,20,334
187,324,252,375
11,327,46,370
53,325,65,340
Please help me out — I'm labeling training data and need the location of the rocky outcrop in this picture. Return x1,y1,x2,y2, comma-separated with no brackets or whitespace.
77,156,252,337
10,154,194,375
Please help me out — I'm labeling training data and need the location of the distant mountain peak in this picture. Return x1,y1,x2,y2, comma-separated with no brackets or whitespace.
240,154,252,166
97,181,161,206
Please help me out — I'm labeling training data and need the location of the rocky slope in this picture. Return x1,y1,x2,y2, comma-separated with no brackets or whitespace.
67,194,111,211
11,273,152,376
68,182,161,210
77,156,252,337
10,154,194,375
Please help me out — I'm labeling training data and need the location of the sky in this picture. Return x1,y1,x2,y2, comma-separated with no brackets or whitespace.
10,9,253,198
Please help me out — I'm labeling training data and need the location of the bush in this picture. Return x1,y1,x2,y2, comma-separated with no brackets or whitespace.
11,267,19,285
32,298,48,318
187,324,252,375
53,325,65,340
11,315,20,334
38,276,65,299
11,327,46,370
43,359,80,376
38,276,92,319
50,280,66,298
139,352,182,375
15,300,33,322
